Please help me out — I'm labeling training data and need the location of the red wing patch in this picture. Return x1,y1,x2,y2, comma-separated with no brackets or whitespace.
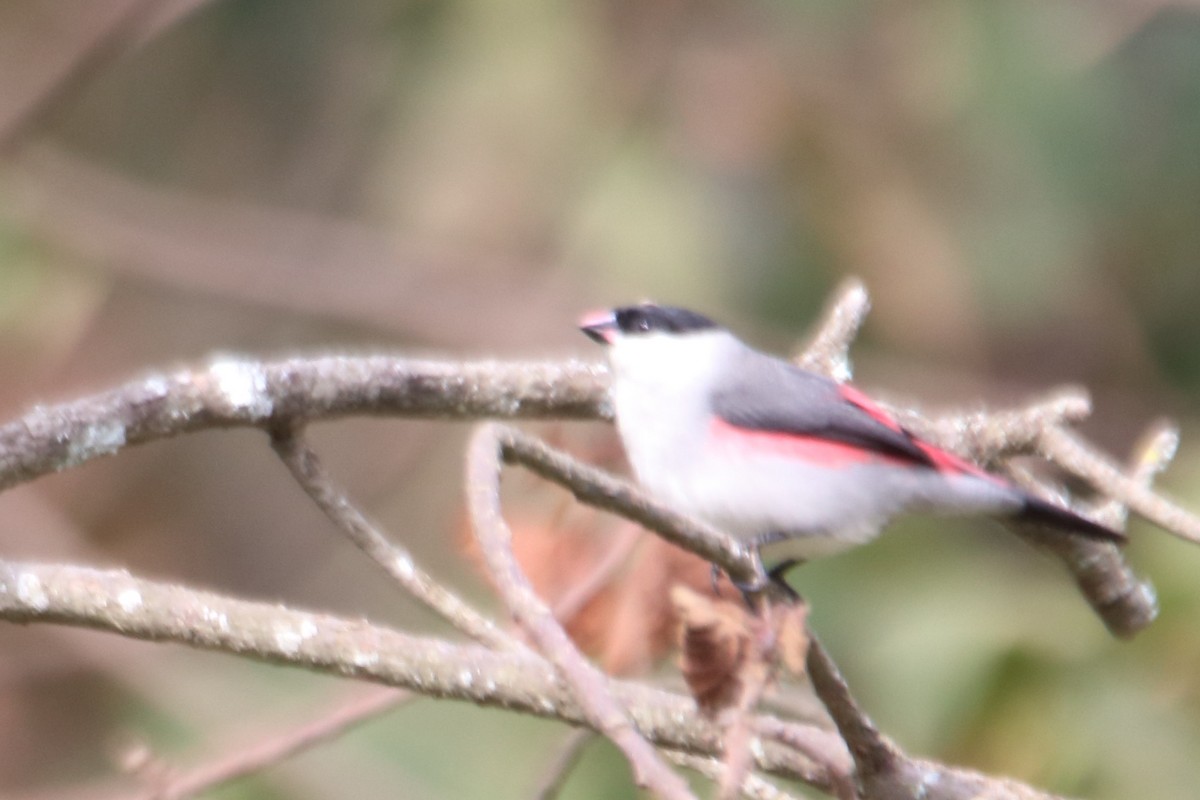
838,384,1002,483
913,440,1000,482
708,417,909,468
837,384,903,432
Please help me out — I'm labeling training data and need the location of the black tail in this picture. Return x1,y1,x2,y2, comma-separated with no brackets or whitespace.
1018,495,1126,544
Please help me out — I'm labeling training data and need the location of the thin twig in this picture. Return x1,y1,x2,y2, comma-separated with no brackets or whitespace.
1039,425,1200,544
531,729,595,800
718,668,774,800
796,276,871,381
551,522,643,623
754,718,857,800
270,426,518,651
887,391,1163,637
905,388,1094,464
665,751,805,800
495,425,765,589
718,596,778,800
466,425,697,800
1091,419,1179,530
132,687,411,800
804,635,901,788
804,634,1071,800
793,284,1169,636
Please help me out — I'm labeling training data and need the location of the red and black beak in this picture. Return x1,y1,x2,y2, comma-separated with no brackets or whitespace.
579,309,618,345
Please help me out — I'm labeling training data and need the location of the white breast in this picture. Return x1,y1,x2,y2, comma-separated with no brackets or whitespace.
606,330,734,501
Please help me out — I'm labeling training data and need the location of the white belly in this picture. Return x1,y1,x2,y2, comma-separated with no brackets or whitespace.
634,443,1018,561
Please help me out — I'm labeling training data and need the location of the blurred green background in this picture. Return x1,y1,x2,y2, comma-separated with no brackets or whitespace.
1,1,1199,798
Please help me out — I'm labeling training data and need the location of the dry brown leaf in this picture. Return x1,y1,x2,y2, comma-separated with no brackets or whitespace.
671,586,812,716
671,586,758,714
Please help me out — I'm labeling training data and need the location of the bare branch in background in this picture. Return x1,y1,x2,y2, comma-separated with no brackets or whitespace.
123,687,411,800
0,559,1083,799
0,0,212,154
0,146,581,347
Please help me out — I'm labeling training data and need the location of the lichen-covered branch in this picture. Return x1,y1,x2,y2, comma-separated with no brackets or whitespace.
0,355,607,492
885,391,1165,637
0,560,835,792
795,276,871,381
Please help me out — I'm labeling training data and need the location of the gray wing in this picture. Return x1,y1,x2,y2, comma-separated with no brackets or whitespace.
711,348,1127,543
710,349,936,466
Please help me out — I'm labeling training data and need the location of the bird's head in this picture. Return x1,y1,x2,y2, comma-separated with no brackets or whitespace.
579,303,718,345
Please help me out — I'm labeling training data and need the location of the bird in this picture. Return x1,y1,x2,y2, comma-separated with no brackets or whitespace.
579,302,1123,587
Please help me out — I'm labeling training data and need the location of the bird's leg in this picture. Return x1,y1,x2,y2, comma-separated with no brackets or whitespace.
713,532,805,606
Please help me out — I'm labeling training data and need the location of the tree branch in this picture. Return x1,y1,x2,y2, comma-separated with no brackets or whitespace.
0,279,1195,799
665,751,805,800
531,730,596,800
0,355,607,492
270,425,519,650
890,392,1166,638
126,687,412,800
795,276,871,381
493,423,765,588
0,560,835,792
805,634,1072,800
0,297,1183,635
466,424,697,800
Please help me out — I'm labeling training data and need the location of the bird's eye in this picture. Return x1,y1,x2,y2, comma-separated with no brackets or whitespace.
635,317,651,332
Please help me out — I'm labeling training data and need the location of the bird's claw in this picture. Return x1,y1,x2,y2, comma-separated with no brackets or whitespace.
710,553,801,608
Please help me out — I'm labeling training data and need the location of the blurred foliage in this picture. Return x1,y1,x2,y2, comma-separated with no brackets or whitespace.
1,0,1200,798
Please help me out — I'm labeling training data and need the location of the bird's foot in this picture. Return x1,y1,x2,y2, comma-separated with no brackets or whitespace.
710,550,804,608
